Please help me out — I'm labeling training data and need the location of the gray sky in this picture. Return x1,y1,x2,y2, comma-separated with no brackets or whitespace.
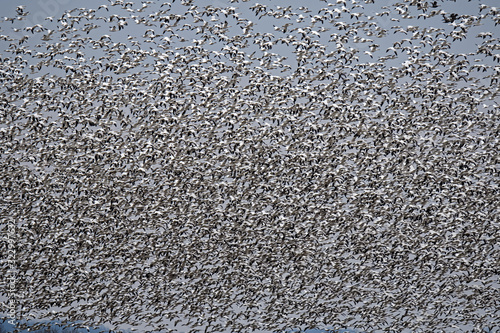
1,0,499,332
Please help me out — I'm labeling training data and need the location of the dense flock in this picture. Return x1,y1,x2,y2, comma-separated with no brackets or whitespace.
0,0,499,332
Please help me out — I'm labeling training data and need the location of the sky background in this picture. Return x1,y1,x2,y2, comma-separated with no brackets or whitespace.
1,0,499,332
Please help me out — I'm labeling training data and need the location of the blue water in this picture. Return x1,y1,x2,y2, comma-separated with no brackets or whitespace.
0,319,119,333
0,320,362,333
0,319,359,333
2,319,495,333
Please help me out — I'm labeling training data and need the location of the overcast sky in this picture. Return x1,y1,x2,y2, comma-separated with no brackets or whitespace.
1,0,498,332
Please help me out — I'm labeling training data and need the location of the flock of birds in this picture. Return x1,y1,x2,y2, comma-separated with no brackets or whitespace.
0,0,499,332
